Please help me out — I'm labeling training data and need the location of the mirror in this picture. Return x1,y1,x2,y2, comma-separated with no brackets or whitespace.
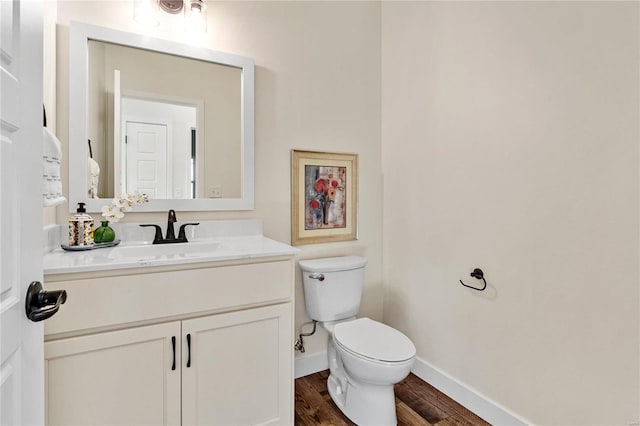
69,22,254,212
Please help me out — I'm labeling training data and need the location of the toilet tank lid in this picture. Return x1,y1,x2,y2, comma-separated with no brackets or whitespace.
299,256,367,273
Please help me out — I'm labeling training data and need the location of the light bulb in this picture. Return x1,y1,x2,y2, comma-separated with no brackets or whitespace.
185,0,207,34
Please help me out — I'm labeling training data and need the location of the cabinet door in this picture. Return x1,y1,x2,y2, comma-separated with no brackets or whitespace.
45,321,181,425
182,303,293,425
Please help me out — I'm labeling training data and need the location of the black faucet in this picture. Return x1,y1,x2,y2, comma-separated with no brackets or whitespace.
166,209,177,241
140,210,200,244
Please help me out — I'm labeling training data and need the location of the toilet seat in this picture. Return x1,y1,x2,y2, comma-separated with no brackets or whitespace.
333,318,416,363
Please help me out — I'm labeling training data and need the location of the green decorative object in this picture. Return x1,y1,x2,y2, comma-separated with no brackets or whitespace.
94,220,115,243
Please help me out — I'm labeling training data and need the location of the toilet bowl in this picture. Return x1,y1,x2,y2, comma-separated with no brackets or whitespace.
299,256,416,426
323,318,415,425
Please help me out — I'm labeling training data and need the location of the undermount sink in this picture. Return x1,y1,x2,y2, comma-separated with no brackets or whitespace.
110,241,226,259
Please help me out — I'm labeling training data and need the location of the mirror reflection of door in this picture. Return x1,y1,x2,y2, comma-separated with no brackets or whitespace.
121,97,198,199
125,121,168,198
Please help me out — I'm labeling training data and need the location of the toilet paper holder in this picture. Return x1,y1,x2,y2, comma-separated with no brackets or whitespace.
460,268,487,291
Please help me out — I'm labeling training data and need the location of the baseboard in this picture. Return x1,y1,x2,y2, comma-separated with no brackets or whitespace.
411,356,529,426
294,350,328,379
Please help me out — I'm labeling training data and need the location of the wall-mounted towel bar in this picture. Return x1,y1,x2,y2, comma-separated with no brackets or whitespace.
460,268,487,291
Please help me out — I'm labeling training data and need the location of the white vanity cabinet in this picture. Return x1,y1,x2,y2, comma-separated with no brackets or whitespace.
43,258,295,426
182,304,291,425
45,321,182,425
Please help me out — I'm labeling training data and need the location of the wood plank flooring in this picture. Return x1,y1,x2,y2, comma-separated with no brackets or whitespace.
295,370,491,426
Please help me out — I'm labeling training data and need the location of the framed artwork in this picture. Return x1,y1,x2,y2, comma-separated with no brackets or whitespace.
291,150,358,245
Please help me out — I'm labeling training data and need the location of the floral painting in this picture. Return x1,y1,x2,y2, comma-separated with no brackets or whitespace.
292,150,358,245
305,165,347,230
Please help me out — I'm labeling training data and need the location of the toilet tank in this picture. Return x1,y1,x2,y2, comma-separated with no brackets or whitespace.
299,256,367,322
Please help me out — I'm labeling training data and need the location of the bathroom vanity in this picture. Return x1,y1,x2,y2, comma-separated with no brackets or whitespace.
42,220,298,425
50,21,287,424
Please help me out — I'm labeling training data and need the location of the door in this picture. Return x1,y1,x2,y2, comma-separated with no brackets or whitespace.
182,304,293,426
0,0,45,424
44,322,181,425
125,121,168,198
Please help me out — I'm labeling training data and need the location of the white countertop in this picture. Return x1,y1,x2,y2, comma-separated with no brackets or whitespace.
43,220,300,275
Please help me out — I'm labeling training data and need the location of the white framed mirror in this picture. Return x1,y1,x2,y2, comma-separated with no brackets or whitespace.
69,22,254,212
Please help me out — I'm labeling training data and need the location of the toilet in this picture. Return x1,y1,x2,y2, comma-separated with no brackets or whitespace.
299,256,416,426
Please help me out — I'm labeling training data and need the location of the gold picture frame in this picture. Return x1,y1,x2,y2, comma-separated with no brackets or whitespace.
291,150,358,245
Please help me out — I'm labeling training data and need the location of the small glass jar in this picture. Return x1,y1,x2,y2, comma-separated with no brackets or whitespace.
93,220,115,243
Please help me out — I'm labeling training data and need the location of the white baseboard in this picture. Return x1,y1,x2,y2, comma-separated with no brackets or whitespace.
294,350,328,379
294,351,528,425
411,356,529,426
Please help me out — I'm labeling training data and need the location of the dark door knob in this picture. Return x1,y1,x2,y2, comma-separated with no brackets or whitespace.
25,281,67,322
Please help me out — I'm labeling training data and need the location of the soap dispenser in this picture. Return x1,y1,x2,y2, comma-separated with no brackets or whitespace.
69,202,94,246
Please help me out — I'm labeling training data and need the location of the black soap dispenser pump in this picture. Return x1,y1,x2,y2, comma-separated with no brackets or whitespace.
68,202,94,246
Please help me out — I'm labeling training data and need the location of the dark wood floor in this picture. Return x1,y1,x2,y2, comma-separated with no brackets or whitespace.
295,370,491,426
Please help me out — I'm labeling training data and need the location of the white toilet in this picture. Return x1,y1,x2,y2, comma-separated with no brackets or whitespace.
299,256,416,426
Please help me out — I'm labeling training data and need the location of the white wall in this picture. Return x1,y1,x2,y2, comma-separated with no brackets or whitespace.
382,2,639,424
53,1,383,358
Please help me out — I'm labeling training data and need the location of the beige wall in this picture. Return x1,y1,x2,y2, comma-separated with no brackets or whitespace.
87,41,108,196
382,2,639,424
53,1,383,357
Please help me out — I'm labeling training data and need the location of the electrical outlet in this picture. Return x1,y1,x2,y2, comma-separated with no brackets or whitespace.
208,186,222,198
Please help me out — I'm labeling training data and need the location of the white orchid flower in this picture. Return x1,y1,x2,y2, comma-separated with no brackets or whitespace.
131,191,149,205
101,192,148,223
113,194,135,211
101,205,125,222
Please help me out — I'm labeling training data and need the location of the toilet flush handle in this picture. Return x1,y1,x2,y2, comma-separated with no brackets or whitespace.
309,273,325,282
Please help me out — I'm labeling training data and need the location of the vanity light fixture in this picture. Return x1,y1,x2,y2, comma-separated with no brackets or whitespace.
159,0,184,14
185,0,208,34
134,0,207,33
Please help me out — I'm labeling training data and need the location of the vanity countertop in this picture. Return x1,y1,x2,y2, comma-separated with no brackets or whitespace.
43,220,300,275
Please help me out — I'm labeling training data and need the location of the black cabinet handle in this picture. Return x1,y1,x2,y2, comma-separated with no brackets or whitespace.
171,336,176,371
186,334,191,368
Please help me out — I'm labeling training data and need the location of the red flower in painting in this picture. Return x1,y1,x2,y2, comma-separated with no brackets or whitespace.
314,179,328,193
331,180,339,188
309,199,320,209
